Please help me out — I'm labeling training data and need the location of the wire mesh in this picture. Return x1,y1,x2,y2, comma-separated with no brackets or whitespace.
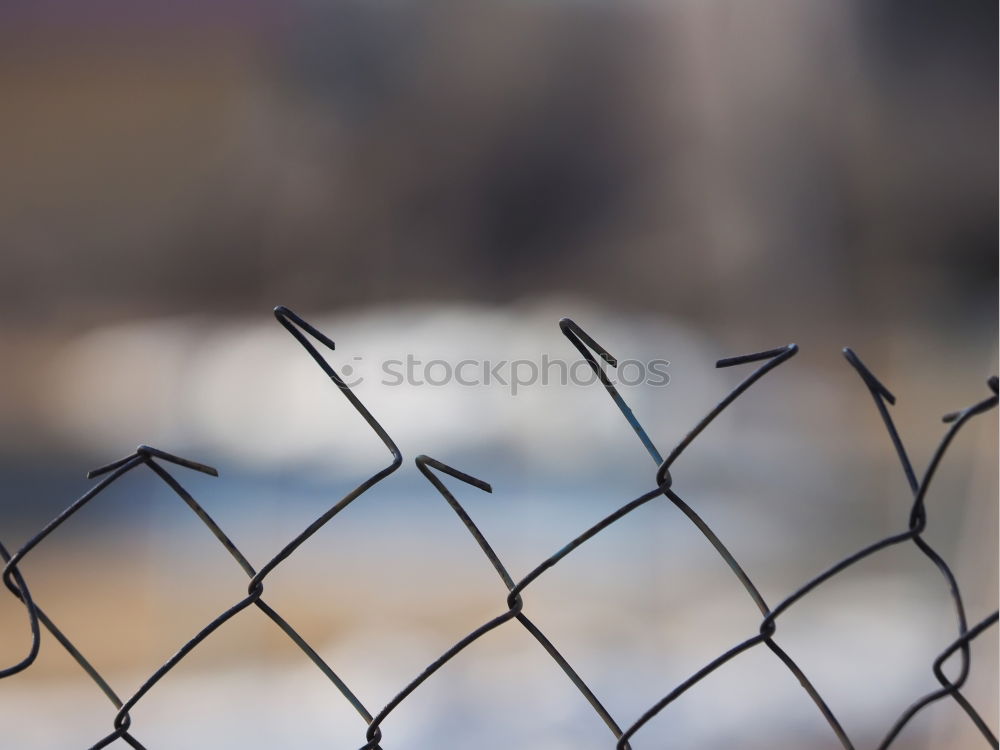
2,306,997,749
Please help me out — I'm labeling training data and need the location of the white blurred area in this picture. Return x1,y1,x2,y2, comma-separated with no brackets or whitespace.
0,303,995,748
38,299,727,475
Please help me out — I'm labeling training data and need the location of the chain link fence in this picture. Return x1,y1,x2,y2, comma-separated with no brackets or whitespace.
2,306,997,749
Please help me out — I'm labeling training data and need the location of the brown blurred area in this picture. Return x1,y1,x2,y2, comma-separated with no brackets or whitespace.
0,1,994,327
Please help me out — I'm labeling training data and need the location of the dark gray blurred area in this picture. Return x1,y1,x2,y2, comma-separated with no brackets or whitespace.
0,1,995,328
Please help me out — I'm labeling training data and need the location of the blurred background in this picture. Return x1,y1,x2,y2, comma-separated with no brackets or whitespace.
0,1,996,748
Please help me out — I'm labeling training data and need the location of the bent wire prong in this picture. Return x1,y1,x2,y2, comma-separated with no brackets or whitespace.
88,306,400,749
845,349,997,746
560,318,662,464
561,321,851,749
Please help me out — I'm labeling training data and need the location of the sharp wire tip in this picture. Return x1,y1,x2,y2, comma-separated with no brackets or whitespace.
842,347,896,404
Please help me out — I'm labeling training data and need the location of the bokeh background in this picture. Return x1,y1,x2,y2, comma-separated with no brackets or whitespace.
0,2,997,748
